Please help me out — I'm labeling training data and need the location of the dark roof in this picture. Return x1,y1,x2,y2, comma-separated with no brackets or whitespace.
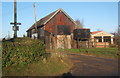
26,10,58,32
26,8,77,32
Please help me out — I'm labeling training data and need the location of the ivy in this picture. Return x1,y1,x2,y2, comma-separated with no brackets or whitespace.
2,37,46,68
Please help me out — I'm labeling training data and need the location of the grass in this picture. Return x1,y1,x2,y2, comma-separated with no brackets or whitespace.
2,38,72,76
3,51,72,76
66,48,118,59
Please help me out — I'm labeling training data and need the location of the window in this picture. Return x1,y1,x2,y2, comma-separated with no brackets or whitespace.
94,36,102,42
103,36,111,42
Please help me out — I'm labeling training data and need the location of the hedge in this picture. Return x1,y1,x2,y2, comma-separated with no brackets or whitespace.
2,37,46,68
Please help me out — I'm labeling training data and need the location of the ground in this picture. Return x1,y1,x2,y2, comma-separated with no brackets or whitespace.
65,52,118,76
2,38,72,76
2,40,119,76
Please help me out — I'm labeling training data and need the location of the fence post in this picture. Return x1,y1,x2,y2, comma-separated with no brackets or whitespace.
105,38,106,48
88,38,89,48
78,38,79,48
94,38,96,48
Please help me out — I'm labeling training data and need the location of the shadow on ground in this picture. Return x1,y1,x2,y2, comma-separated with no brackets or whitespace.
62,72,73,76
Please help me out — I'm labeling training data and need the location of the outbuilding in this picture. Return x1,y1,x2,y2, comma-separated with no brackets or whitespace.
26,8,77,49
91,31,114,48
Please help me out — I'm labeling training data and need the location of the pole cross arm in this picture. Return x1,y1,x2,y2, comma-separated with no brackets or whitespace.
10,22,21,25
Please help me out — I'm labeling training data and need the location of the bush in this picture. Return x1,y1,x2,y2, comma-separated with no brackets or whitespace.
2,37,46,68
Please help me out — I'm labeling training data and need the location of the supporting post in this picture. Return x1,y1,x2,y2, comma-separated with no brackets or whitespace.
14,0,17,38
88,38,89,48
111,37,113,44
10,0,21,38
34,2,38,39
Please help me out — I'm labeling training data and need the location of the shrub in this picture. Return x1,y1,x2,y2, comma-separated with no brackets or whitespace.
2,37,46,68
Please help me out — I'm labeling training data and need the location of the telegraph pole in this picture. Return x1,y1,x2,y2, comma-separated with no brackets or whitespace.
34,2,38,39
10,0,21,38
7,31,10,39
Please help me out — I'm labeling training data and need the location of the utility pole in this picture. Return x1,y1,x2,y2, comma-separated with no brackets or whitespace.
34,2,38,39
7,31,10,40
10,0,21,38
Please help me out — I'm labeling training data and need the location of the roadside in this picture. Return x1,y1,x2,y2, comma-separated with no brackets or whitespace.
3,51,72,76
66,48,118,59
67,52,118,76
2,38,72,76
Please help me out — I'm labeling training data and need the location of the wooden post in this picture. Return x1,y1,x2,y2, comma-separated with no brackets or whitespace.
50,33,52,49
105,38,106,48
14,0,17,38
77,38,79,49
34,2,38,39
10,0,21,38
88,38,90,48
95,38,97,48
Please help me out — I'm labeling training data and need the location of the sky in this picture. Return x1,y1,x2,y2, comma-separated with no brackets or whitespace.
1,2,118,38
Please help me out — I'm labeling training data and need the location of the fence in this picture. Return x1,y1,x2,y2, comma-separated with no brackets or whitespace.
74,37,114,49
45,36,115,49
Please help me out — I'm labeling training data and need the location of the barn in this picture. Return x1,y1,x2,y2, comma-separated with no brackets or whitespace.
26,8,77,49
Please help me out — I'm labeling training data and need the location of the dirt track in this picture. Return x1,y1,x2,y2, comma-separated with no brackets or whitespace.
66,53,119,76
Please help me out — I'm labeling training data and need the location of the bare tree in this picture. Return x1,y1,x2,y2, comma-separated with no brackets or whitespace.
75,19,84,28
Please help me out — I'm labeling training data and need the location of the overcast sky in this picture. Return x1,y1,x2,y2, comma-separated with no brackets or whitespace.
1,2,118,38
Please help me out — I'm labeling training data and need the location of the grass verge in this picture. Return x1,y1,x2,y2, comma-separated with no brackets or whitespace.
3,51,72,76
66,48,118,59
2,38,72,76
